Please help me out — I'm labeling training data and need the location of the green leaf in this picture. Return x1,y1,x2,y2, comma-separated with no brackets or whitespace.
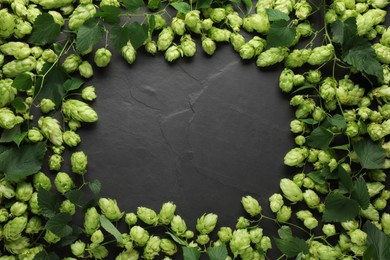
183,246,201,260
127,22,148,50
337,165,353,192
274,228,309,258
11,97,28,112
76,18,105,54
166,232,188,246
323,192,360,222
148,15,155,35
28,13,60,45
300,118,318,125
89,179,101,195
110,25,130,50
95,5,121,24
65,190,83,204
99,215,123,242
0,125,20,143
266,20,296,48
0,142,46,182
196,0,213,9
33,251,60,260
242,0,252,14
170,2,191,14
332,144,350,151
46,213,73,238
36,63,70,108
12,73,33,90
353,138,385,169
266,8,290,21
207,244,228,260
12,132,27,147
363,221,390,260
122,0,144,12
351,176,370,210
306,126,334,149
38,189,61,218
327,114,347,130
291,83,316,94
330,18,357,45
342,37,384,81
64,77,84,92
308,171,326,185
56,225,84,247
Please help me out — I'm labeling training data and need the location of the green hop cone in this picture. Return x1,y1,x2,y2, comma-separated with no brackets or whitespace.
0,79,16,108
38,116,63,146
91,230,104,244
98,198,124,221
153,14,166,30
158,201,176,225
48,10,64,26
322,224,336,237
269,193,284,213
0,208,9,222
349,229,367,246
209,27,231,42
241,195,262,217
230,229,251,257
202,36,216,55
284,147,308,167
276,205,292,222
62,99,98,123
94,48,112,67
165,45,182,62
185,10,201,30
49,154,62,171
157,27,175,51
171,17,186,36
130,225,149,247
0,179,16,199
89,243,109,259
71,240,86,257
54,172,74,194
143,235,161,260
243,13,270,34
5,236,31,254
0,42,31,60
145,40,157,55
230,32,245,52
0,108,24,130
304,217,318,229
280,178,303,202
25,216,43,234
68,3,96,31
62,54,82,73
196,213,218,234
249,227,263,244
42,49,58,63
3,215,27,241
63,130,81,147
279,68,295,92
210,8,226,23
160,238,177,256
307,44,335,66
81,86,97,101
137,206,158,226
171,215,187,236
84,207,100,235
218,226,233,243
15,182,33,202
196,234,210,245
60,199,76,216
303,189,320,208
10,201,28,216
227,12,243,32
121,41,137,65
78,61,93,78
181,34,196,57
71,151,88,175
29,192,41,215
239,43,255,59
236,216,250,229
256,47,289,67
39,98,56,114
382,213,390,235
125,212,138,226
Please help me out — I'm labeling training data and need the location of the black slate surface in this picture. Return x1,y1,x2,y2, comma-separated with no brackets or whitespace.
77,42,295,242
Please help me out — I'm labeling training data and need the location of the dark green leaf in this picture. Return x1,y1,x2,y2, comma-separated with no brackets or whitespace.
353,138,385,169
28,13,61,45
33,251,60,260
0,142,46,182
266,20,296,48
12,132,27,147
36,64,70,108
12,73,33,90
53,43,63,54
11,97,28,112
65,190,83,204
183,246,201,260
300,118,318,125
64,77,84,92
332,144,350,151
207,244,228,260
0,125,20,143
127,22,148,50
46,213,73,238
308,171,326,185
99,215,123,242
330,18,357,45
342,37,384,81
274,229,309,258
242,0,252,14
95,5,121,24
55,225,83,247
196,0,213,9
327,114,347,130
266,9,290,21
306,126,334,149
363,221,390,260
89,179,101,195
337,165,353,192
76,18,105,54
147,0,161,10
323,192,360,222
351,176,370,210
123,0,144,12
110,25,130,50
170,2,191,14
166,232,188,246
291,83,316,94
38,189,61,218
